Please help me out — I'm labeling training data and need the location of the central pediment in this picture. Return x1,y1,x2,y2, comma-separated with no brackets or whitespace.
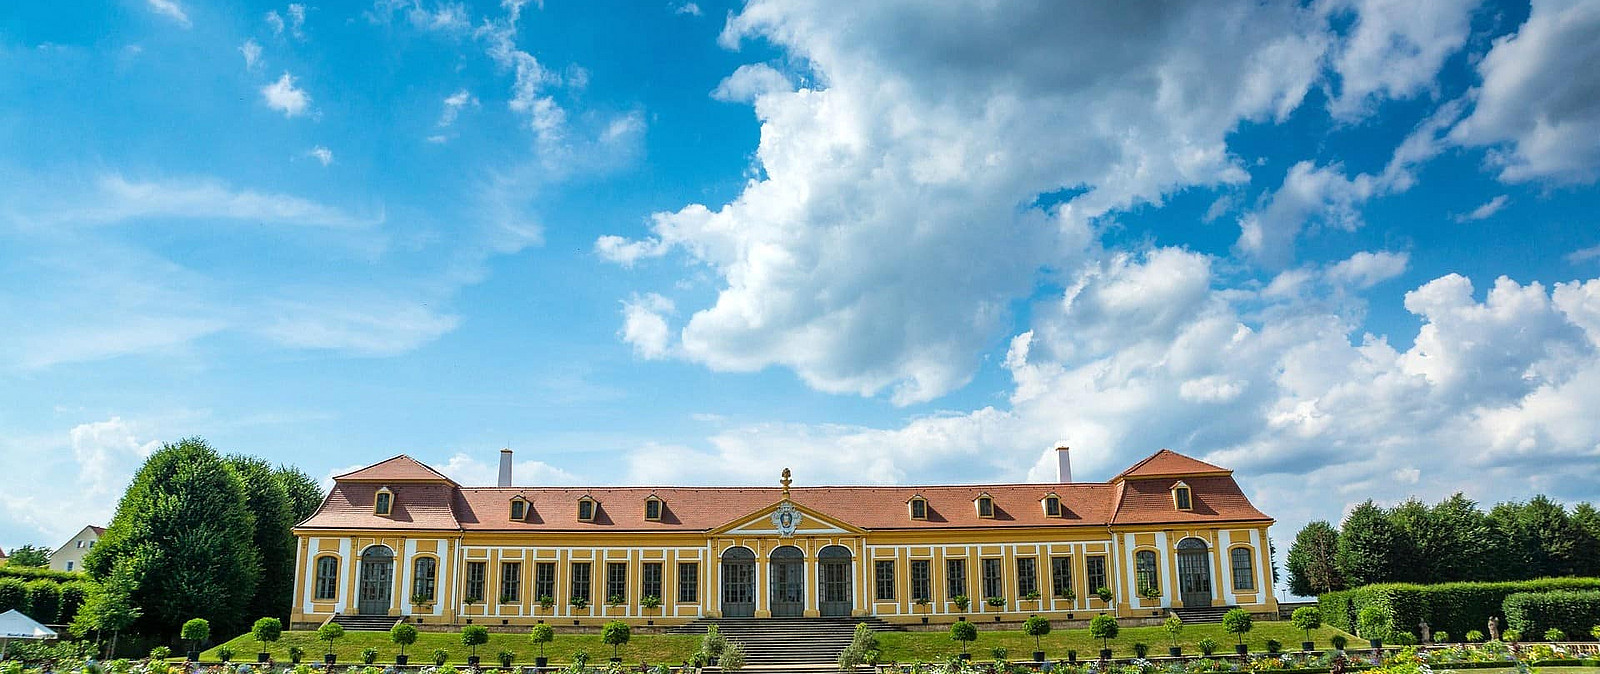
709,499,866,536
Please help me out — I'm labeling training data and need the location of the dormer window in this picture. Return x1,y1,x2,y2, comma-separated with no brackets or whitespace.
1173,482,1193,511
644,495,663,521
577,496,597,522
908,495,928,521
510,497,529,521
374,487,394,516
1042,494,1061,517
975,493,994,519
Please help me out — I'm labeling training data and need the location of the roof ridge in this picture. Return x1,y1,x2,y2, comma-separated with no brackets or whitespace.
333,454,459,485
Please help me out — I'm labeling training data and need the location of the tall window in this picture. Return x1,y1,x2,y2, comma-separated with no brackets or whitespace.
874,560,896,601
465,561,486,602
1174,486,1193,511
374,491,393,516
510,499,527,520
910,560,931,601
606,562,627,602
909,498,927,520
981,558,1004,599
501,562,522,603
578,499,595,522
413,557,437,602
535,562,556,602
677,563,698,603
645,498,662,521
570,562,591,603
976,496,994,518
1135,550,1159,594
1049,556,1072,598
1086,555,1108,595
1231,548,1255,591
1044,496,1061,517
1016,557,1038,597
315,556,339,600
642,562,663,600
945,558,968,599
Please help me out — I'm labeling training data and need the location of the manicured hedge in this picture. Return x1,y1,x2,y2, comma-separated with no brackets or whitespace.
0,566,84,583
24,580,60,624
0,577,29,614
1504,590,1600,640
1319,577,1600,640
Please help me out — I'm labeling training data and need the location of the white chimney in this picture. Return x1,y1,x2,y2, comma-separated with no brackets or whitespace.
1056,446,1072,483
498,448,513,487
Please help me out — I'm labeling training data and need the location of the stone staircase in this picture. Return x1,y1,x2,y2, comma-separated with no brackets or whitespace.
1169,606,1236,624
668,617,899,667
328,614,402,631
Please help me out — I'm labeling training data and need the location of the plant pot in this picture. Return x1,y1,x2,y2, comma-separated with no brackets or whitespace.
1302,642,1314,652
1033,651,1046,663
397,655,409,666
1098,649,1112,661
1169,648,1182,658
958,653,972,661
1235,645,1248,655
468,656,481,666
186,651,199,662
535,657,549,669
921,617,929,624
325,654,337,665
258,653,270,663
1368,640,1382,650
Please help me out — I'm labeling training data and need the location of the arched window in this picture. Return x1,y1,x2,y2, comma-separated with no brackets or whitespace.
907,495,928,520
1231,547,1255,591
577,495,597,522
1172,482,1192,511
645,495,663,521
1042,494,1061,517
975,493,994,518
413,557,437,602
315,556,339,600
1135,550,1159,595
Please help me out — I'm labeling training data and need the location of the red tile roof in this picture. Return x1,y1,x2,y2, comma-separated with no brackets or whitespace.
1113,448,1230,480
297,450,1270,533
332,455,458,484
89,526,106,536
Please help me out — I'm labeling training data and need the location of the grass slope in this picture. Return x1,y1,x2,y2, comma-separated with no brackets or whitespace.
878,621,1355,662
202,630,700,666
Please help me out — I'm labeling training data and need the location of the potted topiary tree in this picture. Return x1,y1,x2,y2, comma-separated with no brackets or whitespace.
1090,614,1118,661
461,624,490,666
530,622,555,669
318,621,344,664
1023,616,1050,662
1022,590,1042,611
539,594,556,615
914,596,931,624
498,650,516,668
607,594,625,616
642,595,663,615
1357,606,1391,651
432,648,450,666
952,595,971,619
1222,609,1253,655
949,619,977,660
252,617,282,663
361,647,380,664
1139,585,1161,603
392,621,418,666
699,624,727,666
1291,606,1321,652
602,620,631,663
1197,638,1218,657
986,596,1006,617
1095,587,1114,604
569,595,590,615
1164,613,1184,657
287,646,304,664
181,618,209,662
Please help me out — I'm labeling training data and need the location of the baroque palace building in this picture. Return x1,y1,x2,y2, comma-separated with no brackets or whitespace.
290,447,1276,628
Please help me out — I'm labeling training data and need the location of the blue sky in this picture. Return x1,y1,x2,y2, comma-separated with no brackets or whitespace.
4,0,1600,574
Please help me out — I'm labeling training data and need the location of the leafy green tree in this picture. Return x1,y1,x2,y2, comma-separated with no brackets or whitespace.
1089,614,1118,653
1291,606,1322,645
1567,502,1600,576
1222,609,1253,647
275,465,325,524
83,437,262,637
391,622,417,659
181,618,211,656
949,620,978,656
1337,501,1402,586
461,625,490,659
253,617,283,657
1386,499,1430,583
1022,615,1050,652
318,622,345,658
24,580,61,623
5,544,51,568
1286,520,1343,596
601,620,631,660
70,558,142,658
529,623,554,660
229,456,296,623
1427,493,1495,581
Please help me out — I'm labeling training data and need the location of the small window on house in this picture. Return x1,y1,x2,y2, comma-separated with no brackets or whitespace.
645,496,663,521
1173,483,1193,511
578,496,596,522
975,494,994,518
1043,495,1061,517
374,488,393,516
908,496,928,520
510,498,528,521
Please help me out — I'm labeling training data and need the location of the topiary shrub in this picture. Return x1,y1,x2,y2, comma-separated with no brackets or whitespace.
1090,614,1119,655
1433,631,1450,644
949,620,978,656
498,650,515,667
1222,609,1253,649
24,581,61,624
0,578,30,615
460,625,490,659
601,620,631,660
529,623,554,662
1023,616,1051,655
216,646,234,662
1291,606,1321,647
1504,590,1600,643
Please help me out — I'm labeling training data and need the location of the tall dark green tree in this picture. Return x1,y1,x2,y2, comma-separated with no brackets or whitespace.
1571,503,1600,577
83,437,260,637
1386,499,1430,583
1286,521,1343,596
229,456,296,623
1428,493,1493,581
275,465,325,525
1337,500,1402,587
1520,496,1585,577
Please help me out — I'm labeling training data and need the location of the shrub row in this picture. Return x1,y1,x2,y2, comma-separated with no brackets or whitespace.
0,566,85,583
0,576,92,625
1503,590,1600,640
1319,577,1600,640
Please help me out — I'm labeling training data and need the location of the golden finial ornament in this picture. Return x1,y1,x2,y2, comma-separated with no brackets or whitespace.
780,467,792,498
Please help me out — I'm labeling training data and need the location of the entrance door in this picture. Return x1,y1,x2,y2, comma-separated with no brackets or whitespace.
769,546,805,617
1176,538,1212,608
818,546,853,617
358,546,395,615
721,547,756,618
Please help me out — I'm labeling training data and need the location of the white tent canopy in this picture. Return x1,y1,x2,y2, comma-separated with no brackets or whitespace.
0,609,56,661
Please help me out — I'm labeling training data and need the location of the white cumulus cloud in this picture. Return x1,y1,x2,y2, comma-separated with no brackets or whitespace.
261,72,311,118
147,0,191,27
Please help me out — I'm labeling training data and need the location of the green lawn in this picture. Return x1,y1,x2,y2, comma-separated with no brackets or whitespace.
877,621,1355,662
201,630,701,666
